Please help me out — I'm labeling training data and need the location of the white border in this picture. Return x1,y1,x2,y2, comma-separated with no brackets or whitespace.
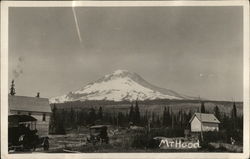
1,1,249,159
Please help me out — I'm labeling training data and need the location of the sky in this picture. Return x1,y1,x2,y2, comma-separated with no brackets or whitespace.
9,6,243,101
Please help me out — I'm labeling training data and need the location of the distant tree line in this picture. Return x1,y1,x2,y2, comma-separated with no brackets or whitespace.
49,101,243,135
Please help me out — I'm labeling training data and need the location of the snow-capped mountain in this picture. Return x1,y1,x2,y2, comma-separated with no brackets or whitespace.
50,69,192,103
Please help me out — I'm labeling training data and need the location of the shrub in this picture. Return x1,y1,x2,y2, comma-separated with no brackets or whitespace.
227,129,243,145
202,129,243,145
202,131,227,143
131,128,184,149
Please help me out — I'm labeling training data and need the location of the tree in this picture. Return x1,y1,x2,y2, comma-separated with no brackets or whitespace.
163,107,167,126
124,111,130,126
56,108,66,134
49,104,57,134
117,112,125,126
171,108,174,128
156,115,161,127
231,102,237,129
166,107,171,127
129,103,135,123
10,80,16,96
162,106,171,127
76,111,82,126
98,106,103,120
70,107,76,128
232,102,237,119
134,100,140,125
142,110,148,126
106,112,113,125
79,109,87,125
88,107,96,125
221,113,230,130
178,109,183,128
214,105,221,121
151,112,155,127
237,115,243,130
201,101,206,113
183,111,189,128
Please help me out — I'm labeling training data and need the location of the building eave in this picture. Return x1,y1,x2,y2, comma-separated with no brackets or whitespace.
10,109,52,114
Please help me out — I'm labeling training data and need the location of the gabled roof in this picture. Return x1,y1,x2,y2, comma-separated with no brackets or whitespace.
9,95,51,113
189,113,220,124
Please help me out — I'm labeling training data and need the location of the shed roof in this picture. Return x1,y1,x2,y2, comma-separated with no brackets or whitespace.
9,114,37,123
9,95,51,113
90,125,108,129
189,113,220,124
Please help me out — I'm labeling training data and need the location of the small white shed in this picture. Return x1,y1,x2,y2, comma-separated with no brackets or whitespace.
189,113,220,132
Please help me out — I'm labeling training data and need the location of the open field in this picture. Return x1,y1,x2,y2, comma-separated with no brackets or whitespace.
38,126,243,153
34,98,243,154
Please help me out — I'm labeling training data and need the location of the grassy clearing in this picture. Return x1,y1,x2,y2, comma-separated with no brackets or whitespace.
46,127,242,153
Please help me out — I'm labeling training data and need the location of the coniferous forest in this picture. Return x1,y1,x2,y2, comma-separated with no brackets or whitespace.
49,100,243,146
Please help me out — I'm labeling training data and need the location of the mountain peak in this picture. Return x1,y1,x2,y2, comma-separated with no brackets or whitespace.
50,70,192,103
101,69,136,82
112,69,130,75
108,69,135,78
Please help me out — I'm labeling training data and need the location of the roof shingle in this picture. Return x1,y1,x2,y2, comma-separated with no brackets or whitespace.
9,95,51,113
189,113,220,124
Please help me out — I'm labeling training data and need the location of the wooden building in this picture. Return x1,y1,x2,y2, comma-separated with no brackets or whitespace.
8,95,52,136
189,113,220,132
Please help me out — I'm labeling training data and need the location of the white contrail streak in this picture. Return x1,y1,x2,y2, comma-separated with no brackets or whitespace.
72,6,82,43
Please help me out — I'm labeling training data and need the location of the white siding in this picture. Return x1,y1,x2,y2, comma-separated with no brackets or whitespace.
191,116,202,132
191,116,219,132
203,122,219,131
9,110,50,136
31,114,50,136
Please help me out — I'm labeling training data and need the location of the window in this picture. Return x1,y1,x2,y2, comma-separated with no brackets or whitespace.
42,113,46,121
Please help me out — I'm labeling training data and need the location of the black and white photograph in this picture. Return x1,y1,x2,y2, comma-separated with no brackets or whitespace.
1,1,249,158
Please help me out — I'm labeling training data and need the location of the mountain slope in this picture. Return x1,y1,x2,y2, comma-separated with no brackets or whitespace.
50,70,191,103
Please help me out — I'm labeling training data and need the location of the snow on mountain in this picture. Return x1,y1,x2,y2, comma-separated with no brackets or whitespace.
50,69,190,103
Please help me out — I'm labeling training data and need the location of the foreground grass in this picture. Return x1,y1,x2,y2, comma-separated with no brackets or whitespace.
47,129,242,153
